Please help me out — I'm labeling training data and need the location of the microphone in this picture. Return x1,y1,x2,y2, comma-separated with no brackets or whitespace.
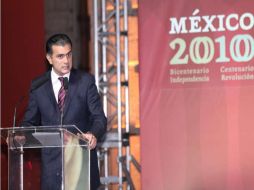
63,77,69,90
13,96,25,129
13,76,49,129
11,76,49,152
60,77,69,126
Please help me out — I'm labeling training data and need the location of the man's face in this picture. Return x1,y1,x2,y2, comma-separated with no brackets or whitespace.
46,44,72,76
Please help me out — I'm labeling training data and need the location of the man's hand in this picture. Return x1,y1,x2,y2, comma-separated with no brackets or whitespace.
78,132,97,150
6,135,26,146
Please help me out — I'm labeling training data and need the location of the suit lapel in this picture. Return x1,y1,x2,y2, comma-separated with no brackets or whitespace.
42,70,80,117
43,71,60,114
63,70,79,116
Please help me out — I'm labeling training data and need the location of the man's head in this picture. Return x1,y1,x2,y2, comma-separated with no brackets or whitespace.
46,34,73,76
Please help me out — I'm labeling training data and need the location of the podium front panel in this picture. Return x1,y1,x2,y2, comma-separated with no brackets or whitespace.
1,125,90,190
64,139,90,190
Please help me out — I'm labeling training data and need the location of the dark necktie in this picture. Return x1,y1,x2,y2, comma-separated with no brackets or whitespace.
58,77,66,112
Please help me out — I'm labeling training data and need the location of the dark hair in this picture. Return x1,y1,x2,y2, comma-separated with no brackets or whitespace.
46,33,72,55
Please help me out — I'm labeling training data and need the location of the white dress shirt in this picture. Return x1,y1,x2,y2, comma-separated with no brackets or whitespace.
51,68,70,102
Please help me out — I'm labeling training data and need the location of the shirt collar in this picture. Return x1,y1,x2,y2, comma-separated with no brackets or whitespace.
51,68,70,84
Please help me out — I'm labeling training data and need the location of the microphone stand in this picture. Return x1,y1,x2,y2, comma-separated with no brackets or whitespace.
8,76,49,190
60,107,65,190
60,77,68,190
11,96,25,190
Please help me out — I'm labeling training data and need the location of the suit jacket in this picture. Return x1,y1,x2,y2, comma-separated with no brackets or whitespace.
22,69,107,190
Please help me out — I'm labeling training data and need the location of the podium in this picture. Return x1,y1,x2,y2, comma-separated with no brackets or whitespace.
0,125,90,190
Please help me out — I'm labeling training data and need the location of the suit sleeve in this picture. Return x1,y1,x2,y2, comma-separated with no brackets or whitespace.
86,76,107,140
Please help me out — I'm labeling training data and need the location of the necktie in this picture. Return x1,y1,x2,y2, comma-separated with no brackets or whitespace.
58,77,66,112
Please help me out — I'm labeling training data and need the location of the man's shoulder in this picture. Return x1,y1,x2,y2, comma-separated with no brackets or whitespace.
32,71,50,82
30,71,50,91
71,69,95,81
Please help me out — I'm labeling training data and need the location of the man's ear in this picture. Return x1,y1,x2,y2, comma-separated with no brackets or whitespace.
46,54,52,65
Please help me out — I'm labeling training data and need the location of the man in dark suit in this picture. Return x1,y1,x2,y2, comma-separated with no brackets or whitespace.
22,33,107,190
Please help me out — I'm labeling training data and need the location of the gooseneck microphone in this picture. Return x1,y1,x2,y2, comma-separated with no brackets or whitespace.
12,76,49,157
12,76,49,129
13,96,25,129
60,77,69,126
63,77,69,91
59,77,68,190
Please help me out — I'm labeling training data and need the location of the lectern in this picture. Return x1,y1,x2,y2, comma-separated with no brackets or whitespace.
0,125,90,190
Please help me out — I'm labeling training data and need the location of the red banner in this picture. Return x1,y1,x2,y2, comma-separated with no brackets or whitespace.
139,0,254,189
